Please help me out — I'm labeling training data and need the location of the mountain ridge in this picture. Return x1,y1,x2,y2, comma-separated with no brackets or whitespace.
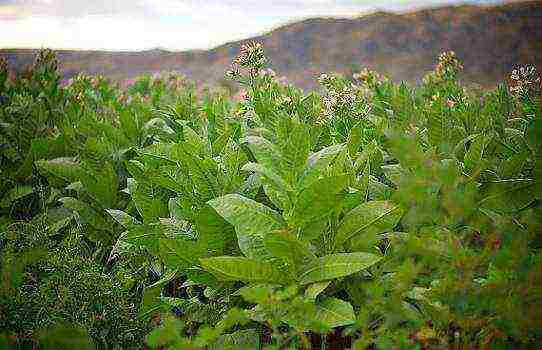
2,1,541,90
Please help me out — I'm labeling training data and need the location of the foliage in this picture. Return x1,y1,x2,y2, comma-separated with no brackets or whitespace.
0,44,540,349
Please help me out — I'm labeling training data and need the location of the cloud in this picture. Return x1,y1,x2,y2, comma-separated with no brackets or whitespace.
0,0,503,50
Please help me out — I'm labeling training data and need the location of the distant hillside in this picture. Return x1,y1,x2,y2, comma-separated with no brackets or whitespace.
1,1,541,90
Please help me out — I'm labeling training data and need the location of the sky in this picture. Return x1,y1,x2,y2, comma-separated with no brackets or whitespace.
0,0,505,51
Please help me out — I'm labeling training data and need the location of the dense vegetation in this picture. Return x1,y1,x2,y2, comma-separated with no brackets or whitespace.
0,44,540,349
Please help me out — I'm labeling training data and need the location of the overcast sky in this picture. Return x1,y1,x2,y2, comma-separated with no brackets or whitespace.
0,0,505,51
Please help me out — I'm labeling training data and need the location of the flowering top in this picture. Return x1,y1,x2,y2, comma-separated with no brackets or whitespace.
233,42,267,70
509,65,540,95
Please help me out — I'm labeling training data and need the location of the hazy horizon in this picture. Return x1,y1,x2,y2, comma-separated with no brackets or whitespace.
1,0,508,52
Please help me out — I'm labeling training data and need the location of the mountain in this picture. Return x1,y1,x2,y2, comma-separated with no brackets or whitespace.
1,1,541,90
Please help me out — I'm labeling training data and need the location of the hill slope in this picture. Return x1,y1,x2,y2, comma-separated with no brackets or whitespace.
1,1,541,89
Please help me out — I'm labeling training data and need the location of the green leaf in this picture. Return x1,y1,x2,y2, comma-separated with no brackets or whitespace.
280,123,311,185
130,179,168,223
305,281,331,299
200,256,287,284
241,136,283,175
0,185,34,208
315,297,356,328
479,179,537,212
208,194,285,260
526,118,542,152
337,201,403,246
298,252,382,285
290,174,349,227
139,270,177,320
347,122,364,158
36,157,81,186
299,144,345,189
242,162,290,193
194,204,237,255
105,209,141,229
172,142,220,200
263,230,316,270
464,134,492,174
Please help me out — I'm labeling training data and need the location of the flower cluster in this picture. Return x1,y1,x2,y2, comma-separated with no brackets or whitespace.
34,48,60,76
353,68,388,88
435,51,463,75
318,73,361,121
509,65,540,95
225,42,268,82
423,51,464,84
233,41,266,70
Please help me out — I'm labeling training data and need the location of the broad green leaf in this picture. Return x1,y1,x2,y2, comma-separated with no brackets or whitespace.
263,230,316,270
159,238,204,269
241,136,282,175
200,256,287,284
0,185,34,208
464,134,492,174
80,139,118,208
337,200,403,246
290,174,349,227
172,142,220,200
130,180,168,223
298,252,382,285
36,157,81,186
305,281,331,299
105,209,141,229
194,205,237,255
209,330,260,350
299,144,345,189
280,123,311,185
242,162,290,192
314,297,355,328
119,225,161,252
354,141,383,174
479,179,536,212
347,122,364,158
208,194,284,260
